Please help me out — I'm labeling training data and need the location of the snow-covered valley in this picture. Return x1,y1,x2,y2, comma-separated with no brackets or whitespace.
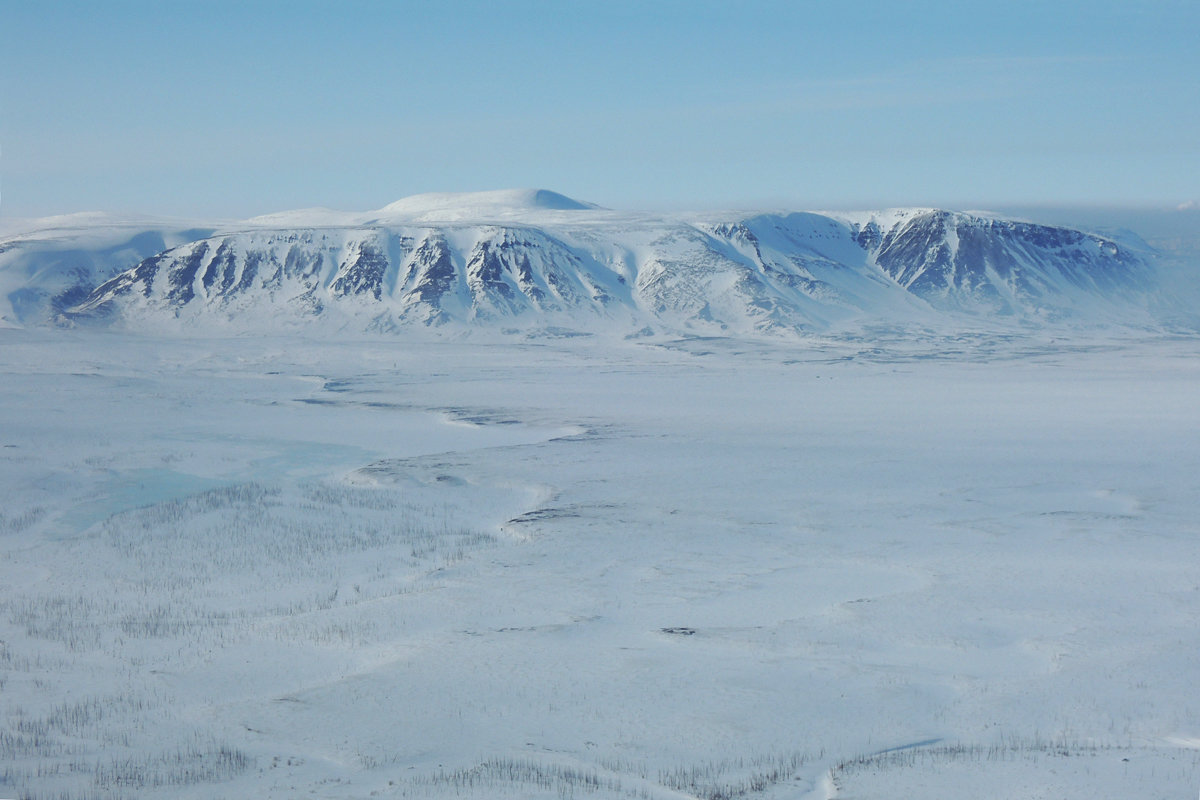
2,326,1199,799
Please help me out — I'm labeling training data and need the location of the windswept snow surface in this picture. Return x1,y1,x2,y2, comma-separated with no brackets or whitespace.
2,327,1200,799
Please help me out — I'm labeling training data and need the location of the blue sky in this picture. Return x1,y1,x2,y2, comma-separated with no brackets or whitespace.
1,0,1196,218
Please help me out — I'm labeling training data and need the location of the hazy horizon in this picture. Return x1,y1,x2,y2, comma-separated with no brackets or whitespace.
2,1,1197,220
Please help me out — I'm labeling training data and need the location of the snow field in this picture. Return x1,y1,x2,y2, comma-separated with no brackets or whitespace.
1,328,1199,799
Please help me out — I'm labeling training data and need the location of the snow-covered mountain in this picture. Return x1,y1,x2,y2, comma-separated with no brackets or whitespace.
2,190,1169,335
0,213,215,328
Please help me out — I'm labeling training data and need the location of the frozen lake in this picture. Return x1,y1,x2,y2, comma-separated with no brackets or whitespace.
2,327,1198,799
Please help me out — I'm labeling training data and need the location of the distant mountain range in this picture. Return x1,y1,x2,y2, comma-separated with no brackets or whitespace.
1,189,1192,336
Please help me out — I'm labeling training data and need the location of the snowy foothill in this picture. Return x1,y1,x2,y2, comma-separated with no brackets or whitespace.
2,324,1199,799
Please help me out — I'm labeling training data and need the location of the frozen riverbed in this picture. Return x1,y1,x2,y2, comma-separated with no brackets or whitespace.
1,328,1198,799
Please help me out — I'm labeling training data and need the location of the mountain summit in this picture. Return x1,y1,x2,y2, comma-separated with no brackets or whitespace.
378,189,597,217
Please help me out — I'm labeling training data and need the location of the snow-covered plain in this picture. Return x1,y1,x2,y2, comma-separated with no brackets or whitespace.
2,326,1199,799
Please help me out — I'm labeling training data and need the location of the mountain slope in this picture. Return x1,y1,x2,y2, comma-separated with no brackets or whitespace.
0,214,215,326
848,209,1152,319
29,191,1165,335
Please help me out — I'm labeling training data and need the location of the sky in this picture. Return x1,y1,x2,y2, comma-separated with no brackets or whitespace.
1,0,1197,220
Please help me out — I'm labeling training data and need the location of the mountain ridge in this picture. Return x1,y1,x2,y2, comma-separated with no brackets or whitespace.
0,190,1177,336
